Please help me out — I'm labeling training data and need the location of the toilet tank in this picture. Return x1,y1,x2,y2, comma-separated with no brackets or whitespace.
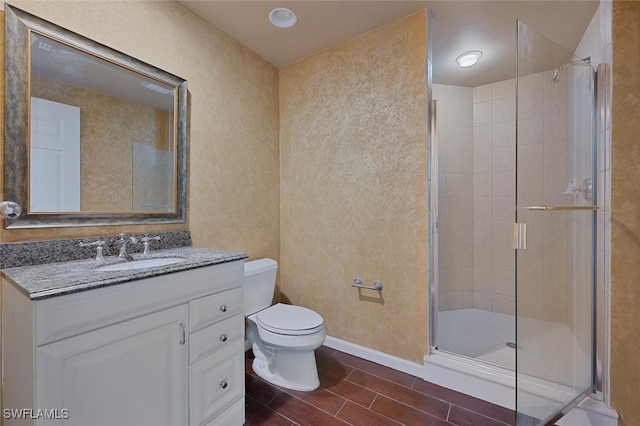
243,258,278,315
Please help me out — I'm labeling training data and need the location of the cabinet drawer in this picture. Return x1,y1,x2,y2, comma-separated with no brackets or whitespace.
189,288,243,333
34,261,243,346
190,314,244,365
190,340,244,426
204,397,244,426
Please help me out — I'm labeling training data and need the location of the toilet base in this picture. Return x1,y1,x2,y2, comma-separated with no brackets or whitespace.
252,349,321,391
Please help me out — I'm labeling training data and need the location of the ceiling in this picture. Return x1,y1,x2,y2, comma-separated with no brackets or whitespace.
179,1,598,87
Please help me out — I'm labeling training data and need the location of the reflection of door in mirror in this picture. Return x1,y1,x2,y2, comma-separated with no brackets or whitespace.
30,97,80,212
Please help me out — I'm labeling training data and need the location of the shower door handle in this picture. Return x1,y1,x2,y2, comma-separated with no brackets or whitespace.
511,223,527,250
525,205,598,211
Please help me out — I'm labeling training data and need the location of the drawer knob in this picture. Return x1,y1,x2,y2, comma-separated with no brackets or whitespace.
219,334,228,342
219,380,228,389
219,304,228,312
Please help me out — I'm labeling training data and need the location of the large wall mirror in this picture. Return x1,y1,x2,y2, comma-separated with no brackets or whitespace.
4,5,187,228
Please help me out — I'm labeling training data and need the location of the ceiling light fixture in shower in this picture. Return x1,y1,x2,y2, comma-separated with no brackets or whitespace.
455,50,483,68
269,7,297,29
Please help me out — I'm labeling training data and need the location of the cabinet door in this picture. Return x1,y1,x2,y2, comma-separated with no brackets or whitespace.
36,305,188,426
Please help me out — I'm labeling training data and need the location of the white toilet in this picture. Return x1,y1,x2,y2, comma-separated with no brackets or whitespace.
243,258,326,391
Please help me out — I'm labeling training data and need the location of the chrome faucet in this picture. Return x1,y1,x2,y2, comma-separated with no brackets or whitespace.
114,234,138,261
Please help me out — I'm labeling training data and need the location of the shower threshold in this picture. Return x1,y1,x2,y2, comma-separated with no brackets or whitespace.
423,349,576,419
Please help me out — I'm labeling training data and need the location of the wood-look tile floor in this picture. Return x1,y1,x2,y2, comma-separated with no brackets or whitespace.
244,345,524,426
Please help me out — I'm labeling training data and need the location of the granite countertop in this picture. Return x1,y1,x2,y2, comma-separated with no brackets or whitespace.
1,247,248,300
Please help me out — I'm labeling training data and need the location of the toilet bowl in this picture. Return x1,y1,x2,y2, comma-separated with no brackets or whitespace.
243,259,326,391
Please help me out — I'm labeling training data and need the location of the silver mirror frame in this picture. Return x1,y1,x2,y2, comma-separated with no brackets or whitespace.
4,5,188,229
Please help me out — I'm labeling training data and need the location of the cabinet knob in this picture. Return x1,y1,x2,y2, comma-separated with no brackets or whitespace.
219,334,228,342
219,380,228,389
219,305,228,312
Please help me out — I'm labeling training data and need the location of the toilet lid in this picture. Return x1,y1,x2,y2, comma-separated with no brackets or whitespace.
257,303,324,335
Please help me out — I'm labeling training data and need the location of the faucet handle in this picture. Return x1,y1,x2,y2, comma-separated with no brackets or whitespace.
79,240,106,261
118,233,138,242
141,234,161,255
115,233,138,246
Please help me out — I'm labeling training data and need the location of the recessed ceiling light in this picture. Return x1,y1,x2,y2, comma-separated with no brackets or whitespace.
141,81,173,95
269,7,297,29
455,50,483,68
38,41,53,51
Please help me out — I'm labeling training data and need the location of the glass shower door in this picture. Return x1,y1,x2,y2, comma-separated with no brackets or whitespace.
515,21,596,424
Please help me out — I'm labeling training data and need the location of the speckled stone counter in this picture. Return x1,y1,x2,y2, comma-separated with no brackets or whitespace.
0,231,192,269
1,247,247,300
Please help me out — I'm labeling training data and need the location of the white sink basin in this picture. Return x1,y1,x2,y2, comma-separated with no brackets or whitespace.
95,257,185,272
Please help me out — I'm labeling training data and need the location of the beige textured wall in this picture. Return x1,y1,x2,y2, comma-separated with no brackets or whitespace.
279,11,429,363
611,2,640,424
0,1,280,262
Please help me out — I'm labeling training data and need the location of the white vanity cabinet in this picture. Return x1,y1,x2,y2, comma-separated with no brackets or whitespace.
2,259,245,426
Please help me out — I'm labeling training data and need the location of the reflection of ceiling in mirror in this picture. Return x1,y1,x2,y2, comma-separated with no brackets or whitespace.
30,32,175,111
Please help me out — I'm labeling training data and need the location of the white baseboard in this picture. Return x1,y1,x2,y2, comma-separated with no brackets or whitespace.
323,336,424,378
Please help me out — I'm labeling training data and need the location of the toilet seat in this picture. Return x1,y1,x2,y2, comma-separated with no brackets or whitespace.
256,303,324,336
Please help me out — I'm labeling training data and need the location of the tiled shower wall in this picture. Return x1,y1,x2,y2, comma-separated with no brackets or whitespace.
433,85,474,311
471,80,516,315
434,81,516,316
515,70,573,325
435,74,574,320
